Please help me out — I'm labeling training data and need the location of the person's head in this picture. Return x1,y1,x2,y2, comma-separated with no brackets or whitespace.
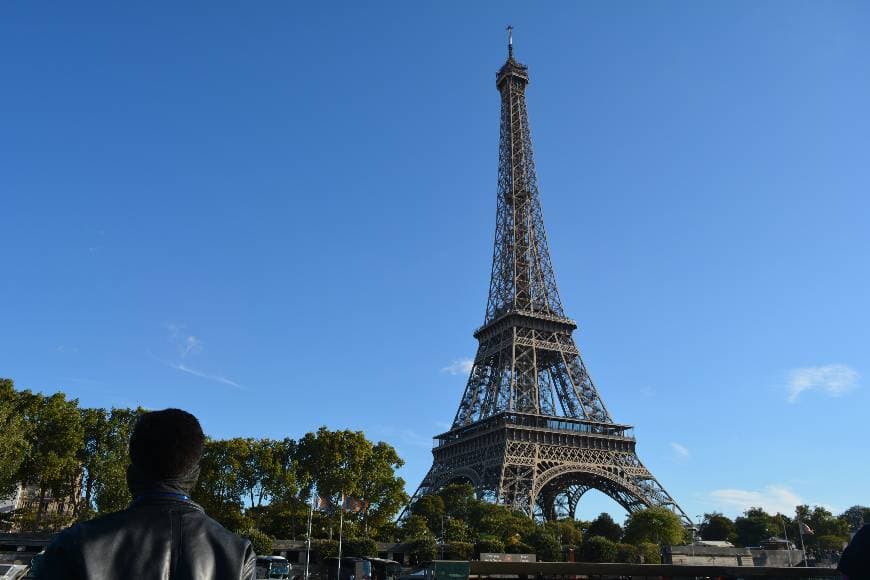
129,408,205,480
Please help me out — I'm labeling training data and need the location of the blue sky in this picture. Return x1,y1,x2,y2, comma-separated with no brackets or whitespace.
2,1,869,523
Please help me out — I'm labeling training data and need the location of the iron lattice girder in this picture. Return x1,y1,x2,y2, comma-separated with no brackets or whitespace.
415,413,688,523
407,42,689,526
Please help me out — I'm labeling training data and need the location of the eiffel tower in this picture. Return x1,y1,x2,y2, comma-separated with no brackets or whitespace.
409,31,689,524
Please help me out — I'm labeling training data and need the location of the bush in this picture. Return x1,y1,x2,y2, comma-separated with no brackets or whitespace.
475,536,505,556
579,536,617,562
505,540,534,554
240,528,274,556
525,528,563,562
343,537,378,557
311,539,339,560
638,542,661,564
444,541,474,560
817,535,848,551
406,537,437,566
615,543,639,563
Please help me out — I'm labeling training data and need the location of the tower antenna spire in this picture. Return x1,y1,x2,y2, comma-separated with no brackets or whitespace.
506,25,513,57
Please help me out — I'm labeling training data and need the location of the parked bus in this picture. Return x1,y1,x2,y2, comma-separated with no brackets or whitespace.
256,555,290,579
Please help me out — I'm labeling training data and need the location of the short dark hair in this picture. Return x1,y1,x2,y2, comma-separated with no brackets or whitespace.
129,408,205,479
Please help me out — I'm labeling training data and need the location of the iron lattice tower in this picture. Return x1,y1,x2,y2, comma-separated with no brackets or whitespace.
409,32,689,523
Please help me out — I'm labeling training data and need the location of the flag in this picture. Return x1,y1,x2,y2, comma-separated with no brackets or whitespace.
312,495,332,511
342,496,368,513
800,522,814,535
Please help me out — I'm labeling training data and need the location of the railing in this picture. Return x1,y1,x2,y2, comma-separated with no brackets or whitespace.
469,560,843,579
434,412,635,447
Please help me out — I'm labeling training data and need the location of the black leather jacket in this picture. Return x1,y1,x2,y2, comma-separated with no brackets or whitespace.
37,493,255,579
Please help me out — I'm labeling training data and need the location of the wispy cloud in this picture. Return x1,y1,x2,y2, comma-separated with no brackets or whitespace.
708,485,803,515
166,323,203,358
168,362,244,390
159,323,245,390
442,358,474,375
670,442,690,459
787,364,859,403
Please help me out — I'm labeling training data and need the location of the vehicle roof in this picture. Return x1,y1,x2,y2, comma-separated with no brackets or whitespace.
256,555,289,561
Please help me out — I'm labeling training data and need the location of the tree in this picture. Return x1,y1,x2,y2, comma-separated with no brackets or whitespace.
445,517,472,543
241,527,274,556
700,512,735,542
470,502,535,542
296,428,407,538
193,438,252,531
444,541,473,560
16,389,84,530
401,515,433,540
623,507,684,546
840,506,870,532
82,406,142,516
438,483,476,521
311,539,339,559
0,379,30,504
475,536,504,556
637,542,661,564
734,508,775,547
239,438,298,516
505,540,534,554
579,536,617,562
343,537,378,557
586,513,622,542
615,543,639,563
406,537,436,566
543,520,582,548
525,527,562,561
411,494,445,533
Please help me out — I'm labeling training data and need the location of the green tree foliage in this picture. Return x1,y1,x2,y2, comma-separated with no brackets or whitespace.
444,541,474,560
622,507,684,546
817,535,848,551
193,438,252,531
296,427,407,538
311,539,339,559
2,380,411,540
525,527,562,561
401,515,433,540
83,407,142,516
438,483,476,521
445,517,472,543
16,389,83,530
586,512,623,542
840,506,870,532
699,512,735,542
615,543,639,563
0,379,30,502
543,520,582,548
411,494,445,533
637,542,661,564
406,537,437,566
505,539,534,554
241,527,274,556
734,508,776,547
475,537,504,556
579,536,617,562
342,537,378,557
794,505,850,552
470,502,535,542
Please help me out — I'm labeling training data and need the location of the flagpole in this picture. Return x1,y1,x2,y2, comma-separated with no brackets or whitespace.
305,494,315,580
337,492,344,580
798,518,808,567
781,516,792,567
